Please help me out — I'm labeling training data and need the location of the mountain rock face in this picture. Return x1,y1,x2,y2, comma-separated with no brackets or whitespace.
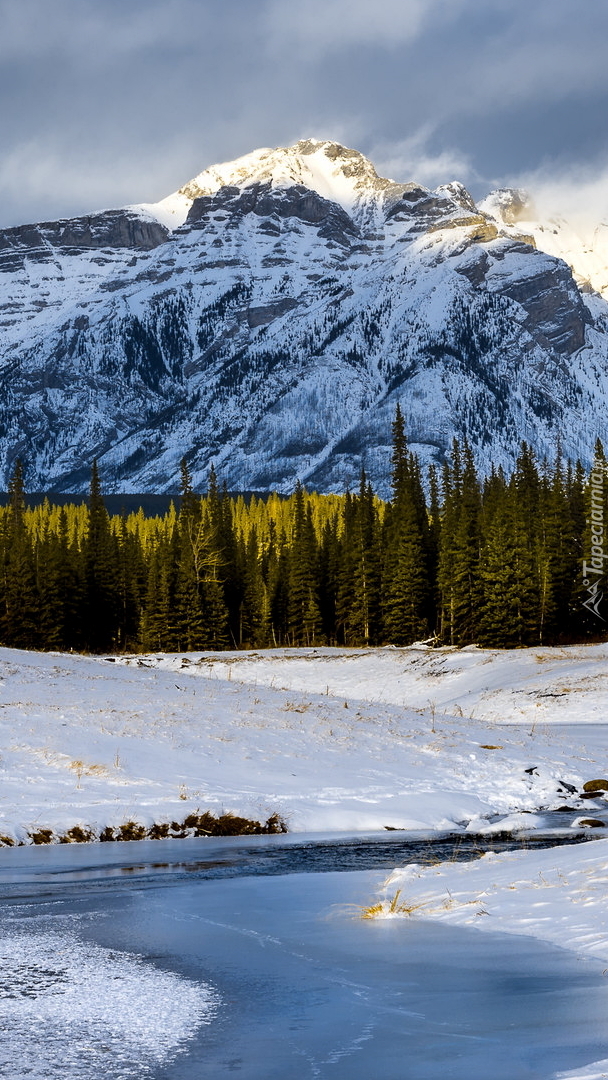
2,138,608,495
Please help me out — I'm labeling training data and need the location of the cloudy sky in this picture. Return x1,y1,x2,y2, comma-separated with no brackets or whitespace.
1,0,608,228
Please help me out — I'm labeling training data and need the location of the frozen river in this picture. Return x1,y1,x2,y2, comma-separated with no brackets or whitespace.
1,833,607,1079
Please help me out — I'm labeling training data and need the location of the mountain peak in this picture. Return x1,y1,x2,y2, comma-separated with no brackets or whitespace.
144,139,481,235
173,139,391,222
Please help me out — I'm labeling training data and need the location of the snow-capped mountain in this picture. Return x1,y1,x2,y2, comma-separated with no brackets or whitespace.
1,138,608,495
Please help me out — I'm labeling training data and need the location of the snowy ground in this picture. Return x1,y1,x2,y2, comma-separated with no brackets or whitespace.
1,641,608,842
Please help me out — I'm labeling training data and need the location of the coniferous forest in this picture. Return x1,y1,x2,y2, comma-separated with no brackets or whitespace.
0,407,606,654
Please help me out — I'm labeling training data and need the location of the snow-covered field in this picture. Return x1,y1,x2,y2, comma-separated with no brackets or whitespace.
1,641,608,842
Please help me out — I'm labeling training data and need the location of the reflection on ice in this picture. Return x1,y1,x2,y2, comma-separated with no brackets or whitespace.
0,931,218,1079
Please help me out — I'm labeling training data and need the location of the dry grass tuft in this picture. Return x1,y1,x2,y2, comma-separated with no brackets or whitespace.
361,889,423,919
59,825,94,844
29,828,54,845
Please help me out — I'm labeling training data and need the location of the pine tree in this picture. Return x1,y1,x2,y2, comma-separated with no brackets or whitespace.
437,452,459,644
141,530,178,652
175,459,206,650
83,461,118,652
268,527,290,646
342,473,382,644
382,409,431,644
318,516,340,645
38,520,65,650
239,527,270,647
450,442,483,645
0,460,39,647
115,516,146,651
478,483,540,647
383,497,429,644
288,486,322,646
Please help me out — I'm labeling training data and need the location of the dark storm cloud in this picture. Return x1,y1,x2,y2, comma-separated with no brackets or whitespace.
1,0,608,227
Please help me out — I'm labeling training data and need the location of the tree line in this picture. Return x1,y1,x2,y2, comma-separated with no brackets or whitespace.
0,409,605,653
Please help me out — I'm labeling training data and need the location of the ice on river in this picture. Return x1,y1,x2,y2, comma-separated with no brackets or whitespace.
0,927,218,1079
1,850,608,1080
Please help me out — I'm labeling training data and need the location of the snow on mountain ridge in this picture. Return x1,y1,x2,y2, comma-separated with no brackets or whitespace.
176,139,391,219
135,139,477,235
145,138,608,300
1,138,608,494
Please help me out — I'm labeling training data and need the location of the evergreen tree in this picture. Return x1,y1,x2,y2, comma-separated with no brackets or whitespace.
238,527,269,647
450,442,483,645
175,459,206,650
478,485,540,647
288,485,322,645
341,473,382,645
383,497,429,644
3,438,608,658
116,516,146,651
268,527,290,646
38,519,66,650
1,460,39,647
382,409,431,644
83,461,118,652
318,516,340,645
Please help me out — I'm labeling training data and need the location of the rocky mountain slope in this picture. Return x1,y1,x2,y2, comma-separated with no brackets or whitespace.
1,138,608,495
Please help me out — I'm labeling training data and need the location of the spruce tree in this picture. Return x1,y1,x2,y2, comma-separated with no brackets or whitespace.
383,498,429,644
288,486,322,646
382,408,431,644
450,442,483,645
175,459,206,650
83,461,118,652
343,473,382,644
1,460,39,647
478,484,540,647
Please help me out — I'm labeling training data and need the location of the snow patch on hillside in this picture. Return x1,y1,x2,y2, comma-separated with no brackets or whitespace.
131,191,192,229
174,139,390,221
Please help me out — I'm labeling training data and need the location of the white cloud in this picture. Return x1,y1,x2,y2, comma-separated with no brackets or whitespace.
264,0,466,53
505,161,608,235
0,135,200,226
0,0,205,65
370,129,475,189
2,0,608,229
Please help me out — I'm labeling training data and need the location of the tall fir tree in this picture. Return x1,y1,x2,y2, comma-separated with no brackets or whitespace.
450,441,483,645
288,485,322,646
83,461,118,652
1,460,39,647
382,407,431,644
478,482,540,647
175,458,206,650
